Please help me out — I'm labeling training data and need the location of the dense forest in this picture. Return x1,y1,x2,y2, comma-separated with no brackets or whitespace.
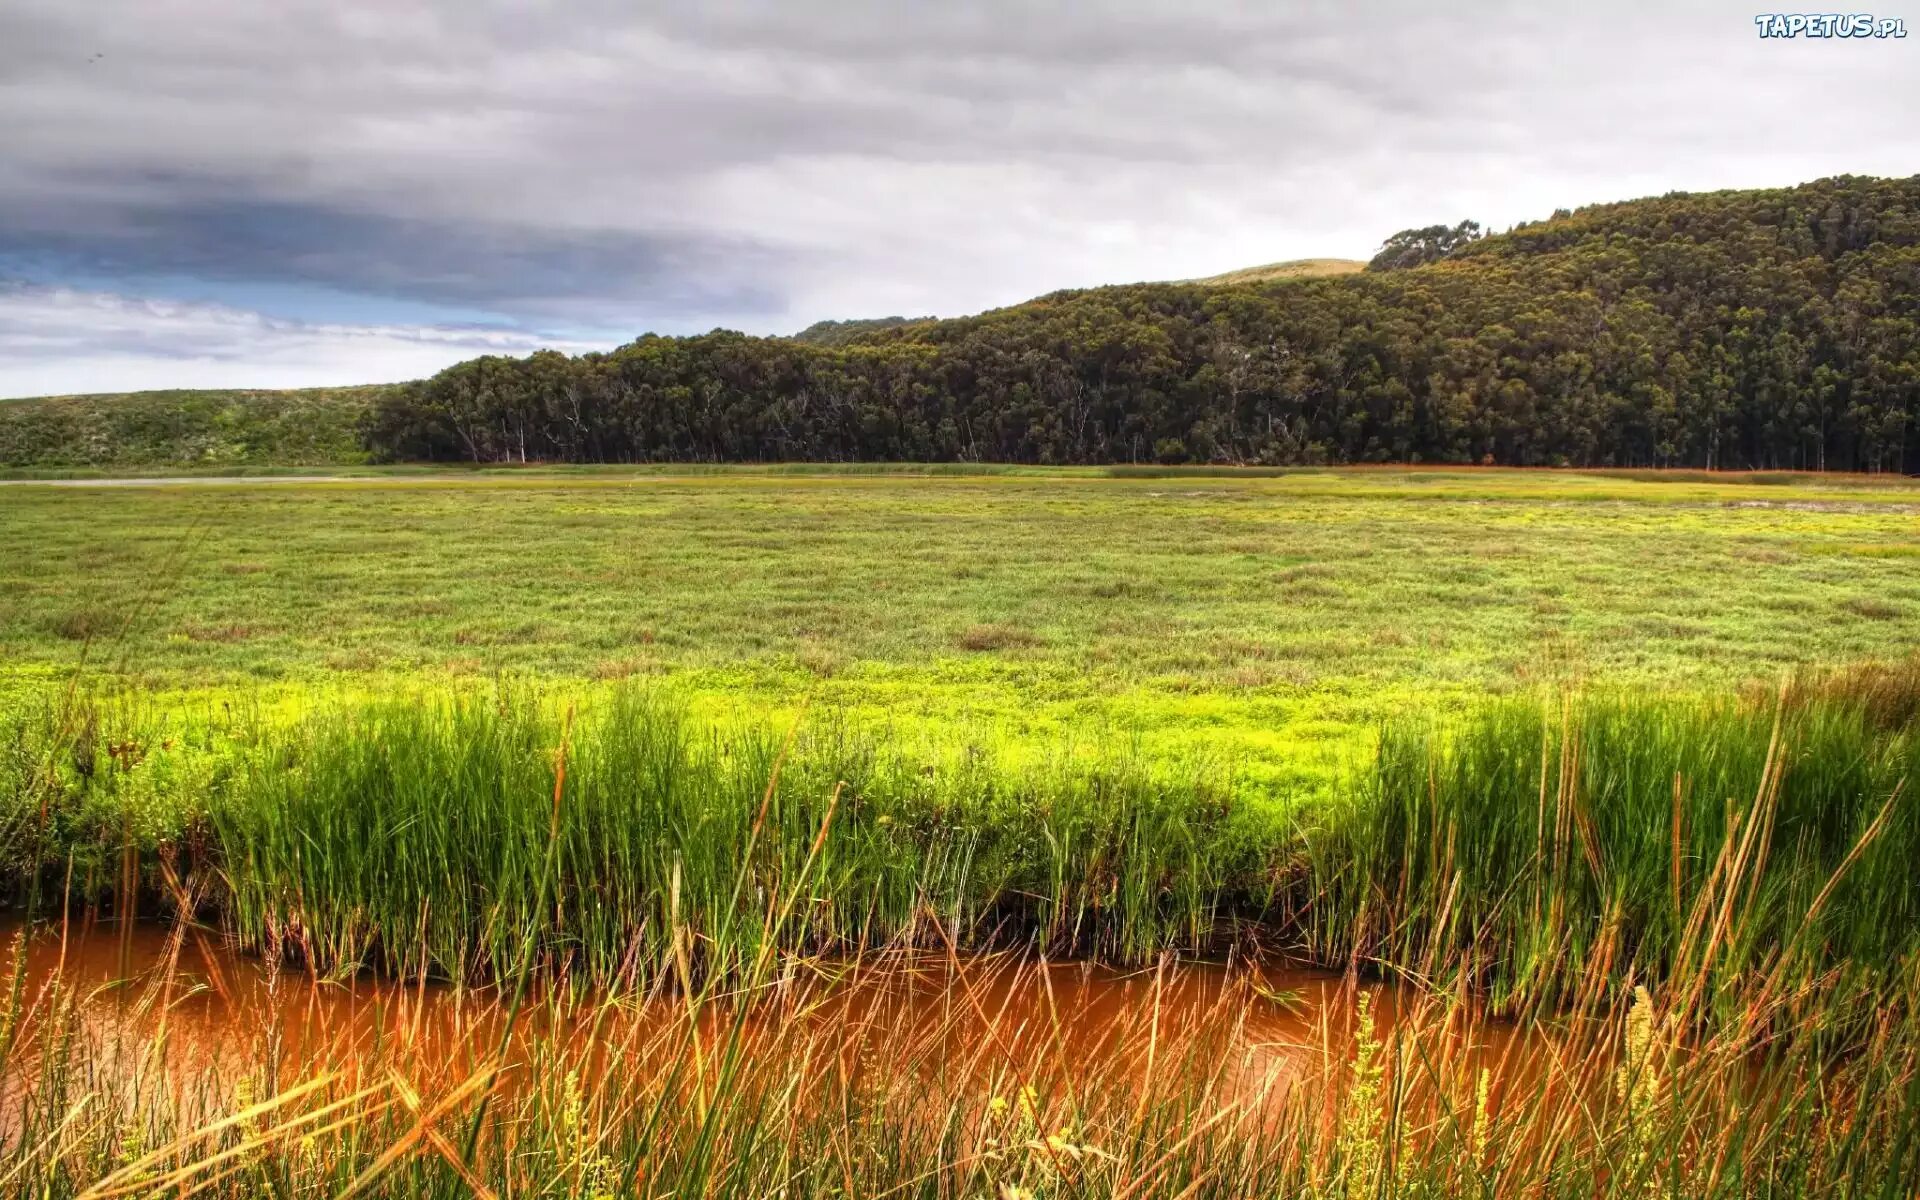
370,176,1920,472
7,176,1919,472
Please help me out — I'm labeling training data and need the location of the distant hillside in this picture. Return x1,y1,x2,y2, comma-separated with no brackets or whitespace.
787,268,1364,342
1189,258,1364,285
0,386,397,469
10,176,1920,472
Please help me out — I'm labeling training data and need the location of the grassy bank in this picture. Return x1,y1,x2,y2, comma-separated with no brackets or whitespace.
0,671,1916,1195
7,685,1265,977
5,673,1914,1009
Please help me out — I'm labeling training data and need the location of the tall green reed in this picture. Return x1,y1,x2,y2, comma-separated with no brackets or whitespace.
208,684,1256,984
1324,688,1919,1016
5,668,1916,1015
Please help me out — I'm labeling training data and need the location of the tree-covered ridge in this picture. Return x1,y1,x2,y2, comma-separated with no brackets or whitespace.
369,176,1920,471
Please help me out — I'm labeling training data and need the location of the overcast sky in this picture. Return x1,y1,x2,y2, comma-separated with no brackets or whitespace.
2,1,1915,397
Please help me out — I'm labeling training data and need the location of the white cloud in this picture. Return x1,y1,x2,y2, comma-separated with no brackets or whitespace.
0,283,606,397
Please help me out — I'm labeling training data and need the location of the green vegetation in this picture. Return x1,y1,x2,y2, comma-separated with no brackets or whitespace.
1365,220,1484,270
11,686,1248,977
789,315,933,346
4,471,1917,788
1344,682,1920,1013
0,386,397,469
7,673,1914,999
4,470,1914,980
2,470,1912,992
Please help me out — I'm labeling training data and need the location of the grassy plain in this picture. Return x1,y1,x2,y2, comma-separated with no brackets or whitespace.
4,467,1919,790
4,467,1920,1195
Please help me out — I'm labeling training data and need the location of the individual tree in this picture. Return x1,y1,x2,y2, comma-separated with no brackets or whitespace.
1365,221,1484,271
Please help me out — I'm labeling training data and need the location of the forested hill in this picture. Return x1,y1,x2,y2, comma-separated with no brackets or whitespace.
9,175,1920,471
370,175,1920,471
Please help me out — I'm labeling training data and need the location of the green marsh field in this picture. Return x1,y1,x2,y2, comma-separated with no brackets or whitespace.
4,466,1920,1196
8,467,1920,776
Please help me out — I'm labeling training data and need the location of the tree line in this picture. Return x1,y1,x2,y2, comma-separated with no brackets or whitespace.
372,175,1920,472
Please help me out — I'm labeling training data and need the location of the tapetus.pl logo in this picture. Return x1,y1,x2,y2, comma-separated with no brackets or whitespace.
1754,12,1907,36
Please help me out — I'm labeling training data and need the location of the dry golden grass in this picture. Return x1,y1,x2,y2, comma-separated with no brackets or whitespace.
1190,257,1367,284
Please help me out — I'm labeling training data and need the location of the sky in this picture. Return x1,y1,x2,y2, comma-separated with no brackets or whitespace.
1,1,1916,398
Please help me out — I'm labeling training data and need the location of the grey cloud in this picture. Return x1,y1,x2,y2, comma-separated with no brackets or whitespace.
0,187,792,326
2,0,1918,360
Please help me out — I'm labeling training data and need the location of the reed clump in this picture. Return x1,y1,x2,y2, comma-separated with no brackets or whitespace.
1330,686,1919,1019
201,687,1258,984
0,673,1915,1013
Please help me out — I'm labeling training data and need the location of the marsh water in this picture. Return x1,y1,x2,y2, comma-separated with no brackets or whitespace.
0,917,1547,1119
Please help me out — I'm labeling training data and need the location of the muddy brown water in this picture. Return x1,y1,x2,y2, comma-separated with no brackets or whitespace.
0,917,1549,1121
